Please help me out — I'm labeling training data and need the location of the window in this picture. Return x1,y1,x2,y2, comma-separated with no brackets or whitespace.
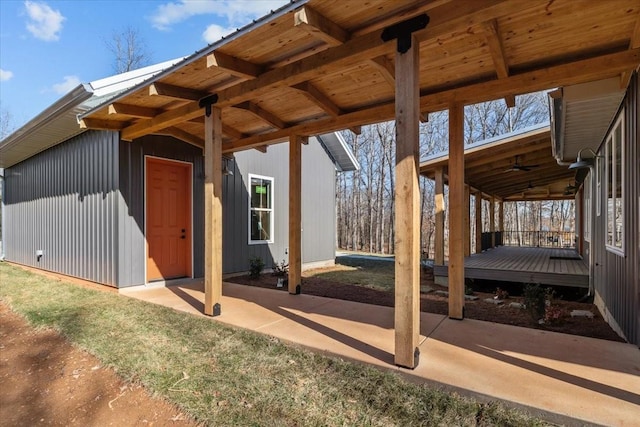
583,173,591,242
605,115,624,253
249,174,273,244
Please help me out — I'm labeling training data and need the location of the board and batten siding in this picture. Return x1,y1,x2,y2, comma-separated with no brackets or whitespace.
592,72,639,346
3,130,119,285
117,135,205,287
222,137,337,274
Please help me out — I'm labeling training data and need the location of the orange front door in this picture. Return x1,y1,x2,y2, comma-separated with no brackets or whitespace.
146,158,192,281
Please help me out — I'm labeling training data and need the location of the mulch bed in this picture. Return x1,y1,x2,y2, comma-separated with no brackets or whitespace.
228,271,625,343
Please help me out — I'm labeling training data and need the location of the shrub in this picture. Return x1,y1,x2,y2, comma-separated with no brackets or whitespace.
248,256,265,279
272,259,289,277
523,283,546,322
544,304,566,324
494,287,509,300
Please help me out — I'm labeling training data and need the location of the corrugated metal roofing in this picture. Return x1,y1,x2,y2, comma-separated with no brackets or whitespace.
317,132,359,171
0,58,183,168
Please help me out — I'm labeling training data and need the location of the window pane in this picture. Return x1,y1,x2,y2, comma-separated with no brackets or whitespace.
606,138,614,246
614,125,623,248
251,178,272,209
251,210,271,241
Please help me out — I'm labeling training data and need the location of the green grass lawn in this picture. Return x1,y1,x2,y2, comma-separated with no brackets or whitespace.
0,262,549,426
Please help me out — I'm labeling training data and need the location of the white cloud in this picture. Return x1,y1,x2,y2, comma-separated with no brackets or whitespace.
0,69,14,82
202,23,235,43
52,75,81,94
24,1,65,41
150,0,284,31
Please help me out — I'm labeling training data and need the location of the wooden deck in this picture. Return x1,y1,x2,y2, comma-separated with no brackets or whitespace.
433,246,589,288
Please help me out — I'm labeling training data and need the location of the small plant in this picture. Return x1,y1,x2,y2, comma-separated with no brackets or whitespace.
494,287,509,300
544,304,566,324
272,259,289,277
248,256,265,279
465,285,474,296
523,283,546,322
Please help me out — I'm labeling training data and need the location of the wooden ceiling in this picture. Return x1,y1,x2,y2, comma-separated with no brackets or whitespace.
419,125,578,201
81,0,640,161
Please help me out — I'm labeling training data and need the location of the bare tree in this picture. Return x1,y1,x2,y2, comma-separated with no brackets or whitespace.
105,26,152,73
1,104,15,139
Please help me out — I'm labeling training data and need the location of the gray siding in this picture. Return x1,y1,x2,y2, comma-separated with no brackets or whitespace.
117,135,204,287
222,137,336,273
3,130,119,285
592,72,639,345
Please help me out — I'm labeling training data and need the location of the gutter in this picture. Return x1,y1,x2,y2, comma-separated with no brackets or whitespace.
0,83,93,152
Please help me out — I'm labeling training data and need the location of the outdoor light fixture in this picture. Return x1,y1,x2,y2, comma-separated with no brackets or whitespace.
222,157,234,176
568,148,599,170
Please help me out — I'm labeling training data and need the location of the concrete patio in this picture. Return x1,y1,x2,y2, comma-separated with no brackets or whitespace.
121,281,640,426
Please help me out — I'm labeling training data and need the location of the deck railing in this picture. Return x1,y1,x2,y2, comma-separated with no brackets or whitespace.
500,231,575,249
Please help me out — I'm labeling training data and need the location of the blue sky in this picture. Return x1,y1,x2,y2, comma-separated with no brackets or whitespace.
0,0,286,130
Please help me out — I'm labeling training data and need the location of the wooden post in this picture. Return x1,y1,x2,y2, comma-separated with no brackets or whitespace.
288,134,304,294
394,34,421,369
204,106,223,316
475,192,482,253
448,102,465,320
498,199,504,246
434,167,444,265
464,185,471,257
490,196,496,248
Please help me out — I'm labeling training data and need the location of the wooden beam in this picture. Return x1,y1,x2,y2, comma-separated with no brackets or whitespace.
498,199,504,234
434,167,445,266
394,34,421,369
79,118,127,131
254,145,268,153
108,103,159,118
288,135,305,295
206,51,262,79
475,192,483,253
233,101,286,129
204,107,223,317
621,13,640,89
160,127,204,148
222,124,245,140
481,19,516,108
149,82,207,101
222,48,640,153
292,81,342,116
294,5,349,46
464,185,471,257
350,126,362,135
448,102,465,320
490,196,496,247
370,55,395,87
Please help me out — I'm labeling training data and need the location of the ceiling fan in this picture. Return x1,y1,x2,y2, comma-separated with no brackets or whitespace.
504,155,540,172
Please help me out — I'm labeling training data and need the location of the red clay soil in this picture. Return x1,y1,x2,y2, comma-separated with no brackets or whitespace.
229,271,625,343
0,302,196,427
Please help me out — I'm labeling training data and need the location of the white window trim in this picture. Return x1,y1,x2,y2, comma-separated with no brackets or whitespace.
605,114,624,255
248,173,274,245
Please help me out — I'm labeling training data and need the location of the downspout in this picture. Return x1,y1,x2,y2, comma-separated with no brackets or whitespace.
0,169,4,261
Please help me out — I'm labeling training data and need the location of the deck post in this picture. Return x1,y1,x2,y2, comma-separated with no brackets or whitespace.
490,196,496,248
204,106,223,316
288,134,305,295
464,185,471,256
448,102,465,320
434,167,445,265
475,192,482,253
498,199,504,245
393,33,421,369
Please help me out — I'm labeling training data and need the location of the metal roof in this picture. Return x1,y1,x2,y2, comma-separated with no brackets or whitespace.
317,132,359,172
0,58,183,168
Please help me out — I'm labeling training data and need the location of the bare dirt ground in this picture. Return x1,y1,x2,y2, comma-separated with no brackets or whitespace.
230,268,625,343
0,302,196,427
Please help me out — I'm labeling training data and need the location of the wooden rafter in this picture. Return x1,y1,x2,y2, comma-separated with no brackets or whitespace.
481,19,515,107
206,51,262,79
621,13,640,88
370,55,395,87
233,101,286,129
160,127,204,148
79,118,127,130
294,5,349,45
108,103,159,118
292,81,342,116
149,82,207,101
221,48,640,153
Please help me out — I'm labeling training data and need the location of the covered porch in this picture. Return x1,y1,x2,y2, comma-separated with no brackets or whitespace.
79,0,640,368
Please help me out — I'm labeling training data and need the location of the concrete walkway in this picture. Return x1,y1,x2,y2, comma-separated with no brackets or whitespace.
121,280,640,426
